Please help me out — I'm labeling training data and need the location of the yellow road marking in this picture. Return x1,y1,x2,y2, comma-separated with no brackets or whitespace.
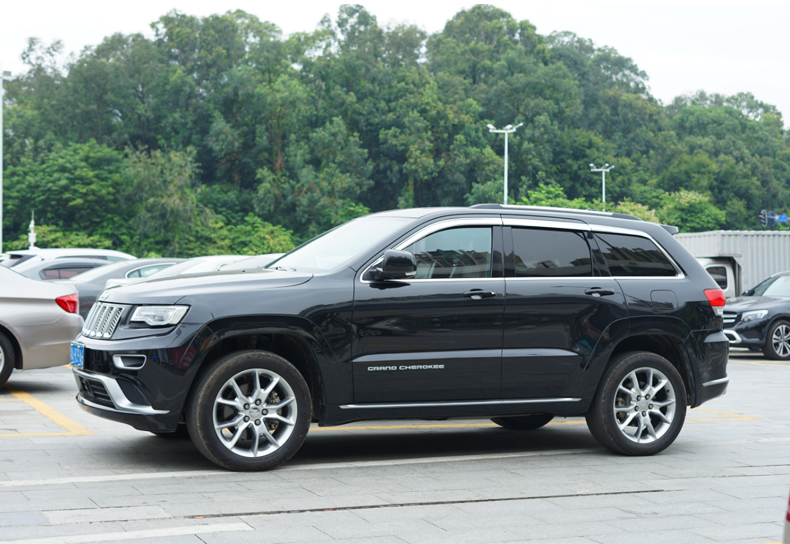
2,388,93,436
312,408,756,431
732,359,790,368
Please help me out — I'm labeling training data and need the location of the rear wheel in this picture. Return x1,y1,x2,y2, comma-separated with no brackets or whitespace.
187,351,311,471
763,320,790,360
491,414,554,430
586,351,686,456
0,332,15,387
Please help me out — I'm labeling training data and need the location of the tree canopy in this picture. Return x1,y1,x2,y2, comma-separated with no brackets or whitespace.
3,5,788,256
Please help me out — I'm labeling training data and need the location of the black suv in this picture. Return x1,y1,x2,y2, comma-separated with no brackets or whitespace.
71,205,729,470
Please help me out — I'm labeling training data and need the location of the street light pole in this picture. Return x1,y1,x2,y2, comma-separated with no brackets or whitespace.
589,163,615,211
488,122,523,205
0,66,9,254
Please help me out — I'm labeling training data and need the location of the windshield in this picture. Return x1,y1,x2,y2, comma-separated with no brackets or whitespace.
752,274,790,297
268,215,414,273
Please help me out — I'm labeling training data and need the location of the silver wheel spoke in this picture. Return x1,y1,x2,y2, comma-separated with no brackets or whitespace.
217,397,244,411
260,426,280,448
267,397,295,411
617,411,638,430
266,412,296,425
250,370,262,400
261,376,280,400
650,409,672,424
651,398,675,408
645,417,658,439
216,415,244,430
226,422,250,449
229,378,247,404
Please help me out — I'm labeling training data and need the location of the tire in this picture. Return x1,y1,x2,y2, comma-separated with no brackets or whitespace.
491,414,554,430
586,351,687,456
762,320,790,360
0,332,15,387
187,350,311,471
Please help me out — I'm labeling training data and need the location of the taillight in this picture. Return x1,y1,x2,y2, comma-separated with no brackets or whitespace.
56,294,79,314
704,288,726,316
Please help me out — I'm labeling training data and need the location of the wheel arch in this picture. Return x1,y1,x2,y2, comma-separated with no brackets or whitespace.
607,334,695,406
183,318,332,423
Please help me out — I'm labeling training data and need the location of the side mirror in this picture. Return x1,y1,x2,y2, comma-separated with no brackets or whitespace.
370,249,417,281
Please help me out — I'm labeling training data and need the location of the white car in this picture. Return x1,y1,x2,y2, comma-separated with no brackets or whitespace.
105,255,247,288
1,248,135,269
0,266,84,386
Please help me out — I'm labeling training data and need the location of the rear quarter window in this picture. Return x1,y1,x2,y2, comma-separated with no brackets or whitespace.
595,232,677,277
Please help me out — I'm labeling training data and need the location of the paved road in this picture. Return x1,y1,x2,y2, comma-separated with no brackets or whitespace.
0,349,787,544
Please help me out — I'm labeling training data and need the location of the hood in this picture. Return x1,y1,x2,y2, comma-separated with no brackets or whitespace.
99,268,313,305
724,295,790,312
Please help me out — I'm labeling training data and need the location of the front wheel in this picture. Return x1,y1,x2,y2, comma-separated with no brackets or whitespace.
187,351,311,471
763,320,790,360
586,351,687,456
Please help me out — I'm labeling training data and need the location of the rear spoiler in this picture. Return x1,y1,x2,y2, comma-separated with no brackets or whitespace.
662,225,679,235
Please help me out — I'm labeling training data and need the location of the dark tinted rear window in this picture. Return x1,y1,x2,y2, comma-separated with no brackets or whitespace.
595,233,677,277
511,228,592,277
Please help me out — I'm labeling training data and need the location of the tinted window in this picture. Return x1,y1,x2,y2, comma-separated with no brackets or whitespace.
404,227,492,279
706,266,727,289
595,233,677,277
511,228,592,277
60,267,93,279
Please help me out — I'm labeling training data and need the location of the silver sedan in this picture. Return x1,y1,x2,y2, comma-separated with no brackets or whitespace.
0,265,84,386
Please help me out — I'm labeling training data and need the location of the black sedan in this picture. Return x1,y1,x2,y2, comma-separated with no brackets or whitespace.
60,258,183,318
723,271,790,359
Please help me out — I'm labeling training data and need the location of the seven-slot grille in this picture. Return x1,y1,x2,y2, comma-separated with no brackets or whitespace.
83,302,128,338
722,311,738,325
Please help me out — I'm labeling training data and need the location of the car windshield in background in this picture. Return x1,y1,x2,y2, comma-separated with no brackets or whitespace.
752,274,790,297
269,216,414,273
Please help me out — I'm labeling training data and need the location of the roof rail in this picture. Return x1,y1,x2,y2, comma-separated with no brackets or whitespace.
469,203,642,221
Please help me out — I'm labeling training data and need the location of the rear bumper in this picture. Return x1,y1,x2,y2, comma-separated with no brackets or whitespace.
689,331,729,407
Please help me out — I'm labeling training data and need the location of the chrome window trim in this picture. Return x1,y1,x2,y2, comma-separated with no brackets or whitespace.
360,218,502,284
340,398,582,410
503,218,590,231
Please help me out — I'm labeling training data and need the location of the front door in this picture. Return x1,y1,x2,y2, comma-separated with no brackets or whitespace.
352,221,505,403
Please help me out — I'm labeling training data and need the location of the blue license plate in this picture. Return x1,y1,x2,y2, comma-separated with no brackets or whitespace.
70,343,84,369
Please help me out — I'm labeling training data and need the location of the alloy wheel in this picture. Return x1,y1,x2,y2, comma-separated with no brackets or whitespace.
612,367,677,444
772,324,790,357
212,368,298,458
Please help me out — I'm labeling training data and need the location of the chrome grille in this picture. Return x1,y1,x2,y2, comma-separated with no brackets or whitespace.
722,312,738,325
83,302,127,338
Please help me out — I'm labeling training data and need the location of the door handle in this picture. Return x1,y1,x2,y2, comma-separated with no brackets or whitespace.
585,288,616,297
464,289,496,299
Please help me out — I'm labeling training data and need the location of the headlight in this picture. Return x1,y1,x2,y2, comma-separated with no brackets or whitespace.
130,305,189,326
741,309,768,323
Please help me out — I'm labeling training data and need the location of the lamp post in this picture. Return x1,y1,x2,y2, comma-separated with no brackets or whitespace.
0,66,10,254
589,163,614,211
488,122,523,205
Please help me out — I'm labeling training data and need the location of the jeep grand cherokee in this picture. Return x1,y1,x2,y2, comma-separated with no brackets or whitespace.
71,205,729,470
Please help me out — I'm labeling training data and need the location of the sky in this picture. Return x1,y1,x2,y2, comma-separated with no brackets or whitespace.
2,0,789,123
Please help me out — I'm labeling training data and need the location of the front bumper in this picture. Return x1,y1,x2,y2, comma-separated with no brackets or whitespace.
71,322,204,432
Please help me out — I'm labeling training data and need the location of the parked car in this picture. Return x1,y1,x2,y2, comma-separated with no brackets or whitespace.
59,258,185,318
722,271,790,359
218,254,284,271
13,257,111,281
71,205,728,471
1,248,136,269
105,255,246,288
0,266,83,386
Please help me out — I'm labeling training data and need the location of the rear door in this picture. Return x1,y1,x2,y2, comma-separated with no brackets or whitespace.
502,218,627,399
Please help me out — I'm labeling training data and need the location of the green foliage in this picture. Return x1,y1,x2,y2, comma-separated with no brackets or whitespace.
5,225,113,251
612,200,659,223
657,190,726,233
3,4,789,256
